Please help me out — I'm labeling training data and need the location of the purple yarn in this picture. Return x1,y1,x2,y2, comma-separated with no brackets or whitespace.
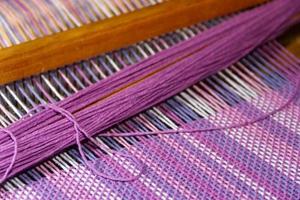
0,0,299,183
0,128,17,184
28,104,146,182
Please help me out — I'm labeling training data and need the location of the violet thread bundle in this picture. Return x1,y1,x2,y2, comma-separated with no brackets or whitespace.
0,0,300,183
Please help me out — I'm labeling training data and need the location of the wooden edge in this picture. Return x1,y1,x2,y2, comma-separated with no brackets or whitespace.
0,0,267,85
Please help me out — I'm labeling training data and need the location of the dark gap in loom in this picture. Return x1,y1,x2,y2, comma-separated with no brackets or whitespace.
278,23,300,46
104,136,123,150
189,25,200,36
165,100,189,122
124,48,135,64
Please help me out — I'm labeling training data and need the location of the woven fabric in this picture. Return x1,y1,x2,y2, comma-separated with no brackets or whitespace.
1,72,300,200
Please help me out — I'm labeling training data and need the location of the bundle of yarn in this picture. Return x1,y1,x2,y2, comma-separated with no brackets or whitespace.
0,0,299,183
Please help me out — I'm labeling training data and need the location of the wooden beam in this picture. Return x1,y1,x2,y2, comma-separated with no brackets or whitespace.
0,0,267,84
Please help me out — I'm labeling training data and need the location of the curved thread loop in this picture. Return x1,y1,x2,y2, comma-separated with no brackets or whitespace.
2,75,299,184
0,127,18,184
29,104,145,182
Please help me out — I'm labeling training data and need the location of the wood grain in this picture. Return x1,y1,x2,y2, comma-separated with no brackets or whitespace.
0,0,267,84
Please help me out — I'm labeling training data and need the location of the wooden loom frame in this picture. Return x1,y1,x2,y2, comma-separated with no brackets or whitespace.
0,0,269,84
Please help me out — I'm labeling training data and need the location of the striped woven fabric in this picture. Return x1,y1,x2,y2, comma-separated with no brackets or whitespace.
1,40,299,199
0,1,300,199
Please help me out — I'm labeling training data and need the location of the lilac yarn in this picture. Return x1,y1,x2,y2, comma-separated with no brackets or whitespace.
0,0,300,183
28,104,145,182
2,71,299,183
0,128,17,184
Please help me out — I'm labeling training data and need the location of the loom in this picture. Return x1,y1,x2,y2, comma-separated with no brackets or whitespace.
0,0,300,199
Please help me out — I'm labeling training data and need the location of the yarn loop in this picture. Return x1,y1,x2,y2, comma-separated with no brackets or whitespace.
28,104,145,182
0,128,18,184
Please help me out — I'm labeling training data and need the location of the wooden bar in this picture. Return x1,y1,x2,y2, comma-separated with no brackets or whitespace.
0,0,267,85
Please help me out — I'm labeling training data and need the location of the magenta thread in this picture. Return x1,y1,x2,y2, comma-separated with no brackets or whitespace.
27,104,145,182
0,0,300,184
0,128,18,184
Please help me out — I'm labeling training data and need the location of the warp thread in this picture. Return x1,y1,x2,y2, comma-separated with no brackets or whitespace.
1,72,299,183
0,128,17,184
0,0,300,183
29,104,145,182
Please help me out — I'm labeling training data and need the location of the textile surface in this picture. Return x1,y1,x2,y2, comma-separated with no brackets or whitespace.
1,72,299,200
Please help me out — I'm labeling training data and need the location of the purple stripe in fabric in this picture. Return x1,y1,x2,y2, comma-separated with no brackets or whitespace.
186,119,300,199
